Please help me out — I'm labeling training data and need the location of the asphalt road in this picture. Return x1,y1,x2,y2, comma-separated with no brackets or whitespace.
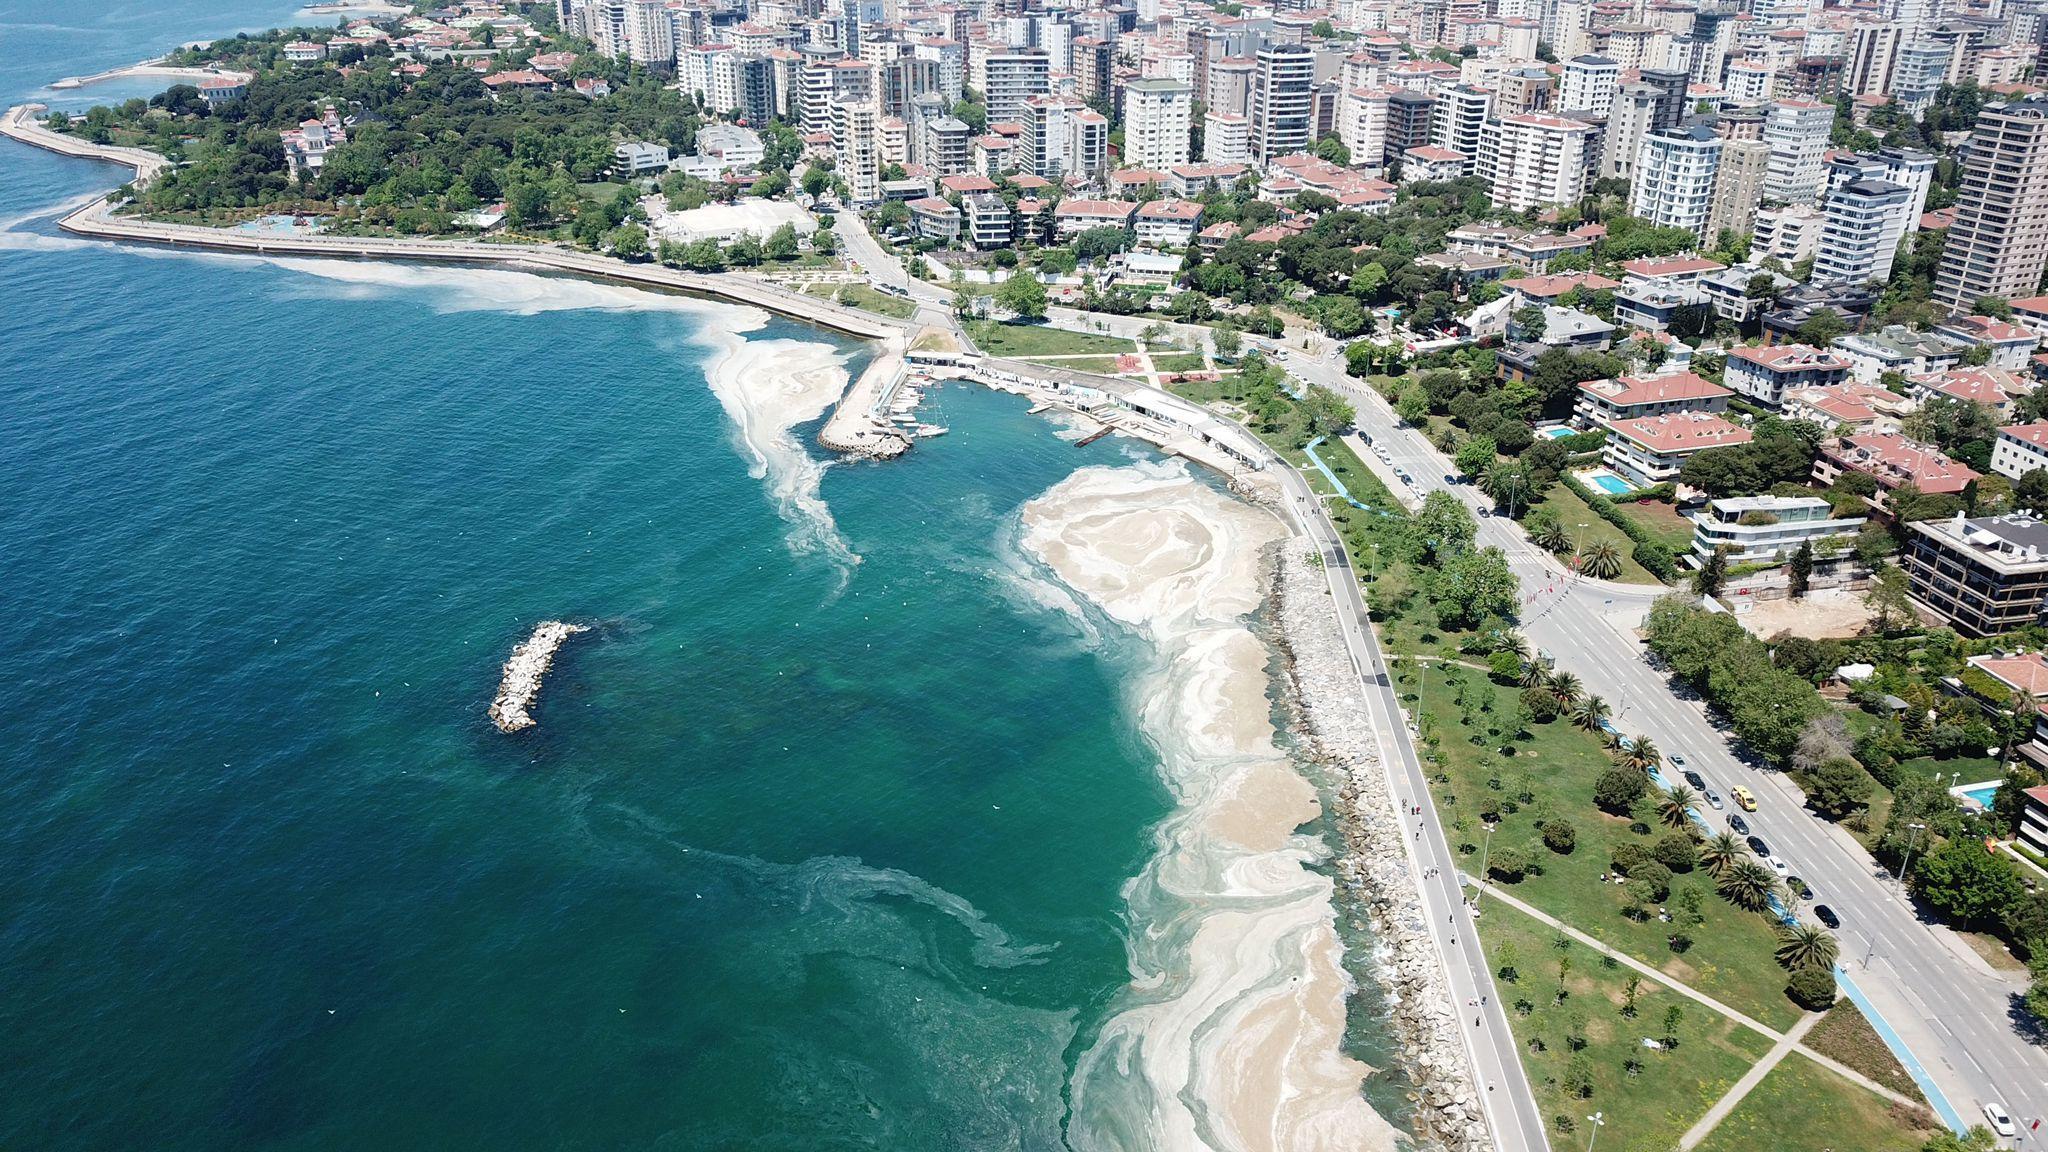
1282,343,2048,1137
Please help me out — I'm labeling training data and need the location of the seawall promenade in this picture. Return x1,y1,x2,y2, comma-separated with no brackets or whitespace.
2,104,904,342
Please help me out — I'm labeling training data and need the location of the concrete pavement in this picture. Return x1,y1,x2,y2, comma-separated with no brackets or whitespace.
1282,342,2047,1135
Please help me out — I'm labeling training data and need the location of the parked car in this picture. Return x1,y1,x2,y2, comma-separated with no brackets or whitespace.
1787,876,1814,900
1766,855,1789,876
1746,835,1771,857
1731,785,1757,811
1984,1103,2016,1139
1682,770,1706,791
1705,790,1724,810
1814,905,1840,929
1728,813,1749,835
1670,754,1688,769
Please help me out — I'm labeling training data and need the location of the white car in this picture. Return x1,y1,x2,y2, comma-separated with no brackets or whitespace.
1984,1102,2016,1138
1766,856,1789,876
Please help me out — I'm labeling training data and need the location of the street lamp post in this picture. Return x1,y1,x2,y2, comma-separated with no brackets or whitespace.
1585,1111,1605,1152
1476,822,1497,910
1897,822,1928,890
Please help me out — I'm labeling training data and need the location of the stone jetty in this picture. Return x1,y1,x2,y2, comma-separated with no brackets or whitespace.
1268,539,1492,1152
489,621,588,733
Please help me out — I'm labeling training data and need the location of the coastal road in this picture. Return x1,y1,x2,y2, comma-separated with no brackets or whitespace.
1283,345,2048,1134
832,210,956,328
1269,461,1552,1152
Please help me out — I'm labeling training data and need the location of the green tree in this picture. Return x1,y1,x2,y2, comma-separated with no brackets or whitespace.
995,273,1048,320
1593,765,1647,814
1788,541,1814,598
1806,757,1872,818
1658,786,1699,831
1717,859,1779,911
1571,694,1610,733
608,222,648,259
1542,820,1577,854
764,222,800,260
1865,563,1917,633
1430,547,1519,629
1913,837,2026,930
1694,545,1728,598
1786,965,1837,1009
1701,832,1744,876
1454,434,1498,478
1661,1003,1684,1046
1414,491,1477,562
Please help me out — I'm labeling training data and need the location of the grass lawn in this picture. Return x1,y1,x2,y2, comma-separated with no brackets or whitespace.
1027,355,1123,373
1615,499,1697,553
1897,755,2002,788
1150,352,1208,373
832,284,918,319
1803,1002,1928,1103
968,320,1134,357
1412,667,1806,1031
1483,900,1773,1152
1691,1052,1936,1152
1528,484,1664,586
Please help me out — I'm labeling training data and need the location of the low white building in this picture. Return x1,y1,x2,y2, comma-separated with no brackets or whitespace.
1604,412,1753,485
673,124,764,179
1689,494,1866,565
614,141,673,176
1993,422,2048,482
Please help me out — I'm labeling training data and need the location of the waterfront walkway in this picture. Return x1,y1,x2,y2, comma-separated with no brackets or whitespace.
2,103,905,341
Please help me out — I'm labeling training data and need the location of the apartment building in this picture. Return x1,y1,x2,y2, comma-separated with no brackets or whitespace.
1123,78,1193,171
1689,495,1866,565
1934,97,2048,313
1489,114,1597,211
1251,44,1316,165
1904,512,2048,635
1725,344,1853,406
1630,125,1722,238
1605,413,1754,485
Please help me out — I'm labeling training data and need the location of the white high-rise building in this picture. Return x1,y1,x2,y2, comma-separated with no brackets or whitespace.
835,100,882,203
1599,83,1659,180
1251,44,1316,165
1123,78,1193,169
1339,87,1392,170
1630,124,1723,237
1763,100,1834,205
1489,114,1597,211
1813,179,1911,285
623,0,675,64
1204,111,1252,163
978,50,1051,126
1430,84,1491,176
1558,54,1620,116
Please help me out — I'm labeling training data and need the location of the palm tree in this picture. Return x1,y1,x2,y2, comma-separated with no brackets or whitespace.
1496,631,1529,662
1718,860,1780,912
1700,832,1745,877
1658,786,1700,831
1520,661,1551,691
1774,924,1840,972
1531,519,1572,554
1616,735,1661,773
1577,540,1624,580
1571,694,1611,734
1548,670,1584,710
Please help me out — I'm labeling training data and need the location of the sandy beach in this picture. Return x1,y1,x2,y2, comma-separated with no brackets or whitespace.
1022,462,1399,1152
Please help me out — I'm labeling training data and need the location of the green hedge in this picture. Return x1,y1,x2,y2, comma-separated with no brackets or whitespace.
1609,482,1677,504
1548,430,1606,454
1562,473,1679,583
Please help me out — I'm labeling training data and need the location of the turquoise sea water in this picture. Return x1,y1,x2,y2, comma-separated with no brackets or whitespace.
0,7,1406,1149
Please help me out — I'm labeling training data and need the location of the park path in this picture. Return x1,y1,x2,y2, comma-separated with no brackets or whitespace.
1677,1013,1822,1150
1471,879,1922,1109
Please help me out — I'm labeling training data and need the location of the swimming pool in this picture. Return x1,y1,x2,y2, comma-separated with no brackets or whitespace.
1955,780,2003,807
1537,426,1577,441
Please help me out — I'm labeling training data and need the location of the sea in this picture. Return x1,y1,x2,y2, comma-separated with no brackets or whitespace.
0,5,1408,1149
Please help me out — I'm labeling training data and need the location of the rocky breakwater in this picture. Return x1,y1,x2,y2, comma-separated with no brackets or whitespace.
1268,541,1490,1152
489,621,588,733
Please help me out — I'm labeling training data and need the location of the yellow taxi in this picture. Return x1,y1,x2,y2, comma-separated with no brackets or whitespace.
1731,785,1757,812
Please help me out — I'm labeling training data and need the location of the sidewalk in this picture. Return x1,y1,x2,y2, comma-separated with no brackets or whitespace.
1677,1014,1823,1150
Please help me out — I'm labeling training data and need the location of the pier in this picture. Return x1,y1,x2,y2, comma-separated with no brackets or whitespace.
489,621,588,733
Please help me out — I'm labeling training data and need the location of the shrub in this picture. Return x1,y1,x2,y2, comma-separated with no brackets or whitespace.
1786,966,1838,1010
1522,684,1562,722
1633,861,1673,902
1489,650,1523,682
1611,842,1654,875
1653,834,1698,873
1542,820,1578,854
1488,846,1532,882
1594,765,1648,814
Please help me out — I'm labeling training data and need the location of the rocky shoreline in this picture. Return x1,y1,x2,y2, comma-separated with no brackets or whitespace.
1266,532,1491,1152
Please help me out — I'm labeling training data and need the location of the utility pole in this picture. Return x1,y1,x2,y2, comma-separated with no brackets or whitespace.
1585,1111,1605,1152
1476,821,1497,911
